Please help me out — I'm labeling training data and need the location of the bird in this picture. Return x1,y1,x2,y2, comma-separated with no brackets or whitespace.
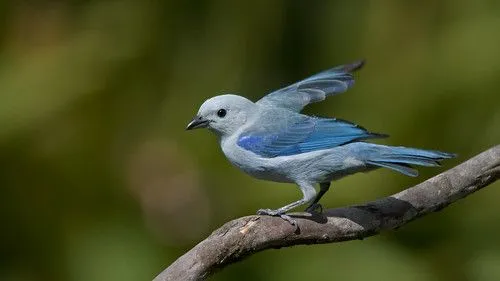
186,60,455,223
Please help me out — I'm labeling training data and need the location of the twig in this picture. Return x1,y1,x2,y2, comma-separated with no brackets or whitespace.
154,145,500,281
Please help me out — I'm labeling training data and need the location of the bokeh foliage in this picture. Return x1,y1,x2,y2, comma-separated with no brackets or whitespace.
0,1,499,281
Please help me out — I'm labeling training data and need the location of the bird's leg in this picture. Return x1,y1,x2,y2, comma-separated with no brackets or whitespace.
257,182,316,225
305,182,331,213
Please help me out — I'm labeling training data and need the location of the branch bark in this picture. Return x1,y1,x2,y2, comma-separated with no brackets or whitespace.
154,145,500,281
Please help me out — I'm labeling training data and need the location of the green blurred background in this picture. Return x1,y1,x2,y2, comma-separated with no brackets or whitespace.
1,1,499,281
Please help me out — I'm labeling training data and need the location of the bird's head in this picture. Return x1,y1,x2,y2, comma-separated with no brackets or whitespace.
186,94,257,137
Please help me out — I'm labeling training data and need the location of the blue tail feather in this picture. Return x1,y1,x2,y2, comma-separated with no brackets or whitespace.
366,145,455,176
366,161,418,177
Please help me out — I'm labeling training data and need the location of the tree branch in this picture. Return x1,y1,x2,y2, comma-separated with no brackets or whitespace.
154,145,500,281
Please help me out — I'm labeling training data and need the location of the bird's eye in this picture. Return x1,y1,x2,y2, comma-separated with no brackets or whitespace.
217,109,227,118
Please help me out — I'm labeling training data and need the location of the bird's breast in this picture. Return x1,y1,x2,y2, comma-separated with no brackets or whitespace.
220,138,292,183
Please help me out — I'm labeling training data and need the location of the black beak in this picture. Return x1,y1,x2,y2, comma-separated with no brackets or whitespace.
186,116,209,130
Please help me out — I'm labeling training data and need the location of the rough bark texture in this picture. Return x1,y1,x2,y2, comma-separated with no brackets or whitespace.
154,145,500,281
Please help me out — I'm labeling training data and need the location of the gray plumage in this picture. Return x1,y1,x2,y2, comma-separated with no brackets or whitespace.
186,60,454,221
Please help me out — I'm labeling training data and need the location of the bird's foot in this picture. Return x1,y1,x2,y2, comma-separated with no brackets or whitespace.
305,203,323,214
257,208,281,216
257,209,296,226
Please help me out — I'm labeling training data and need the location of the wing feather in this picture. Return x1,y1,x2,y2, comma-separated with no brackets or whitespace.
237,114,386,158
256,60,365,112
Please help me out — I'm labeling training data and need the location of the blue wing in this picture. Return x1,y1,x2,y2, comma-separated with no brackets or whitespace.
256,60,365,112
237,115,387,158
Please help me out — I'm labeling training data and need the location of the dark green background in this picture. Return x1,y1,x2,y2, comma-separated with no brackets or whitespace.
1,1,499,281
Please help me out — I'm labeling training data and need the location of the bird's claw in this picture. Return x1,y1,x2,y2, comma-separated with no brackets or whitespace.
257,209,296,226
257,208,280,216
305,203,323,213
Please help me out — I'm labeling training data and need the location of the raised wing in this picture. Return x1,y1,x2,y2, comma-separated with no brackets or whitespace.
256,60,365,112
237,115,386,158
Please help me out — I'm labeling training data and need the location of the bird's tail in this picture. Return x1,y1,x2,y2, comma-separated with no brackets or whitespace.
365,145,456,177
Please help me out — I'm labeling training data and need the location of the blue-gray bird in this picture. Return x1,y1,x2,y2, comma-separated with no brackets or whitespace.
186,60,455,221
